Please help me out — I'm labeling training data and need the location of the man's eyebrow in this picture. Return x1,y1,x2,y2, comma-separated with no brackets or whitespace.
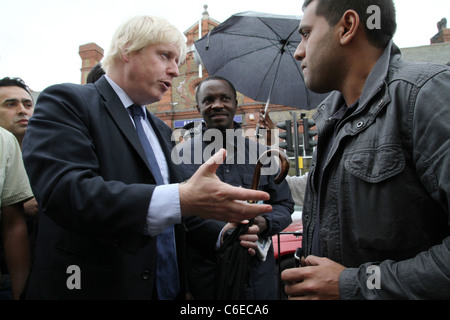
298,24,310,34
1,98,32,104
2,98,19,104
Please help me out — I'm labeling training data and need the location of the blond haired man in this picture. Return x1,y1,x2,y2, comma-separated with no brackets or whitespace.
22,15,271,299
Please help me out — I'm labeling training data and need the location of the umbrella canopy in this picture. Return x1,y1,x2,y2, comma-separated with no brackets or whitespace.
194,11,330,110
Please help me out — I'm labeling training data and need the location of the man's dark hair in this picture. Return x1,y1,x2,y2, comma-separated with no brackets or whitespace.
195,75,237,105
302,0,397,49
0,77,31,95
86,63,105,84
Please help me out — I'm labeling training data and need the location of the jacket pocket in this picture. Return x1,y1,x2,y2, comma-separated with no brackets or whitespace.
344,145,405,183
55,232,121,269
341,145,425,252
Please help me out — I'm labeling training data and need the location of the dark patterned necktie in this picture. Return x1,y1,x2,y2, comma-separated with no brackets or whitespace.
128,104,179,299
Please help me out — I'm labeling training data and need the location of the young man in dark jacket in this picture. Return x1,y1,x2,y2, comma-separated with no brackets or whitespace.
282,0,450,299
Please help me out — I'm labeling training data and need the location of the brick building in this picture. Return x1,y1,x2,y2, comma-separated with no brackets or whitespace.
79,43,104,85
78,10,449,149
401,17,450,66
78,5,305,141
431,18,450,44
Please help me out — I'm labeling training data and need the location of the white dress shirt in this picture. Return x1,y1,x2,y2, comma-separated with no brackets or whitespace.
105,75,181,236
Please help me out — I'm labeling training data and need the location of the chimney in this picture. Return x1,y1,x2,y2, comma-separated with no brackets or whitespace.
430,18,450,44
79,43,104,84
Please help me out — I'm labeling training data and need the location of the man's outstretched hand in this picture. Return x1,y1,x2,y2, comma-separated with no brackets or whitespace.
179,149,272,224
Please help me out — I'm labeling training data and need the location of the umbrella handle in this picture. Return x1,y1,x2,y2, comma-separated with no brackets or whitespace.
263,99,270,116
255,106,269,140
249,149,290,203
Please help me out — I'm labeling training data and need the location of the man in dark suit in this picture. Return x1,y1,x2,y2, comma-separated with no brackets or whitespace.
21,15,272,299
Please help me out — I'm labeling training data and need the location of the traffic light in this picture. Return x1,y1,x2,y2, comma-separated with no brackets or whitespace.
303,118,317,153
276,120,293,152
296,132,304,156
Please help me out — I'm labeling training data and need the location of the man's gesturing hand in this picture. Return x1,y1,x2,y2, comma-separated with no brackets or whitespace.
179,149,272,223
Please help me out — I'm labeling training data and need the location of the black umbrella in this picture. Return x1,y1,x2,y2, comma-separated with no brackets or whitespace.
194,11,330,111
214,149,290,300
214,221,252,300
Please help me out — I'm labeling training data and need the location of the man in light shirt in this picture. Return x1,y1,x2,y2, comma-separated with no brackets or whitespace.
0,77,39,217
0,127,33,299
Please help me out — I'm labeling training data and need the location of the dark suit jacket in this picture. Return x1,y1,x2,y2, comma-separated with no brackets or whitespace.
22,76,186,299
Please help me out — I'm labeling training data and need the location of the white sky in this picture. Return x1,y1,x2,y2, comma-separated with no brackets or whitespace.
1,0,449,91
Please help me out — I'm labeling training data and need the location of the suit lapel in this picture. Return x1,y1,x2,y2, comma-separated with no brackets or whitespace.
95,77,151,172
95,76,180,183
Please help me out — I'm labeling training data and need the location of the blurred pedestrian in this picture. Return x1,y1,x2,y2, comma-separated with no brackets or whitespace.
0,127,33,299
86,63,105,84
0,77,39,300
0,77,39,217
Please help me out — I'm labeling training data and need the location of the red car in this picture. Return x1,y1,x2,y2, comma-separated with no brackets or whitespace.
272,209,303,299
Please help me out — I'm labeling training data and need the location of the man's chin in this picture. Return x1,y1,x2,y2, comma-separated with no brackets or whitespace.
210,119,228,130
305,79,333,94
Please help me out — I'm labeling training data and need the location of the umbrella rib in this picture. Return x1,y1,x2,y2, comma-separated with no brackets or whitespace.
257,17,284,42
211,42,279,72
253,19,301,48
256,50,283,102
217,31,287,43
255,26,300,104
207,30,289,74
254,17,301,44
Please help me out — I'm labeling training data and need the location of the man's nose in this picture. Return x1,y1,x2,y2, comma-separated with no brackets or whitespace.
294,42,305,61
211,99,224,109
18,102,29,114
168,61,180,77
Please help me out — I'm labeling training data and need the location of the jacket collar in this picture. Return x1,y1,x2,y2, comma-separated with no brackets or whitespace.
358,40,401,110
95,76,136,138
316,40,400,121
94,76,158,174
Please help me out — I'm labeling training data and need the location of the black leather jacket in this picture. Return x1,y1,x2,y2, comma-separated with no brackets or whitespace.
302,41,450,299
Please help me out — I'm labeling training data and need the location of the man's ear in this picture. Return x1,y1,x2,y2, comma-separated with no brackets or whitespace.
196,105,201,114
338,10,360,45
121,46,131,62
